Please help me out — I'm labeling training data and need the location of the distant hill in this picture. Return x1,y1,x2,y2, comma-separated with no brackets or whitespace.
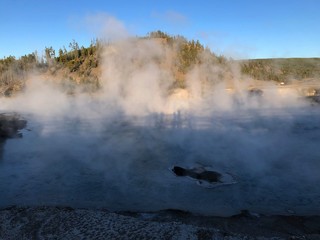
0,31,230,96
240,58,320,83
0,31,319,96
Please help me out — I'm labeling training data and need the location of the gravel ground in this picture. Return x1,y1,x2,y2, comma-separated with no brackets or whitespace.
1,206,320,239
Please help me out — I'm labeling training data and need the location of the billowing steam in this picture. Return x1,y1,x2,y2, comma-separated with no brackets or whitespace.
0,16,319,217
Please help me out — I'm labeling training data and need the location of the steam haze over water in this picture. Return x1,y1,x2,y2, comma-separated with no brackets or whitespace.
1,32,320,216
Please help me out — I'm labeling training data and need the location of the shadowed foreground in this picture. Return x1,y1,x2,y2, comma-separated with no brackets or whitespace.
1,206,320,239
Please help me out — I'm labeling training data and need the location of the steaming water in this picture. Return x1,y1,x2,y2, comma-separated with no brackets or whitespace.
1,106,320,216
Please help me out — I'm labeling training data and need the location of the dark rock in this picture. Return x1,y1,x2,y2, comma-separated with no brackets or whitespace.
0,113,27,160
248,88,263,97
0,113,27,139
171,166,222,183
306,95,320,103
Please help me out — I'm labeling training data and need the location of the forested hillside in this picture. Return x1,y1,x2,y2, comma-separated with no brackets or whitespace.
1,31,319,97
240,58,320,83
0,39,101,96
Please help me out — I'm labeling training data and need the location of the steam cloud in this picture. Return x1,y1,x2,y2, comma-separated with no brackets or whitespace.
0,16,319,217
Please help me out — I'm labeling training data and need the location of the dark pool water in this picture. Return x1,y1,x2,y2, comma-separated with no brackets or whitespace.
1,107,320,216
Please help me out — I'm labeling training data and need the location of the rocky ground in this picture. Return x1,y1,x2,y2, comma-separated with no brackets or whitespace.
0,206,320,239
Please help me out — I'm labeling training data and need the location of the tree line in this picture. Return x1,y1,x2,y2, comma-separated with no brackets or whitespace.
0,38,102,96
0,31,223,96
2,30,317,97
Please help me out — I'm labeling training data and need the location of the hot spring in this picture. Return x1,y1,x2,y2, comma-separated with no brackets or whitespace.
1,96,320,216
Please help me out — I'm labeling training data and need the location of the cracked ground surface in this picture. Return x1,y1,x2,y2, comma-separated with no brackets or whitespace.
1,206,320,240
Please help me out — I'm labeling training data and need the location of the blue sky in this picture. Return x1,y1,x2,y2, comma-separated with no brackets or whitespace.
1,0,319,59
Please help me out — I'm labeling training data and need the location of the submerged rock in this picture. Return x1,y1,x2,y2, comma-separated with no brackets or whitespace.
170,165,237,188
172,166,222,182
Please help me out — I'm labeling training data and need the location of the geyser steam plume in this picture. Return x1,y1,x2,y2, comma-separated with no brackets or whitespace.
0,16,319,217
